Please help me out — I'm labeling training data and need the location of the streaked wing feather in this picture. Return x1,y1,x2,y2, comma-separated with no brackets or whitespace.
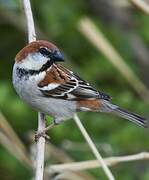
38,64,111,100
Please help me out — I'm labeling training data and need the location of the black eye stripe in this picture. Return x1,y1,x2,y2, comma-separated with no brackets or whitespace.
39,47,51,56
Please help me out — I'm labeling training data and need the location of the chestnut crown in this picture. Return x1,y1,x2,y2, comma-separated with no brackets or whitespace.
15,40,64,63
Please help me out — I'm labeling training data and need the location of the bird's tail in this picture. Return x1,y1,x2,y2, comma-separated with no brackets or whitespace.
101,100,148,128
112,107,148,128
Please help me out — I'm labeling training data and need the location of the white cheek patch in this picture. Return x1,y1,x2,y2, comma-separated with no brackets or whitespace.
39,83,59,91
29,71,46,82
19,53,50,70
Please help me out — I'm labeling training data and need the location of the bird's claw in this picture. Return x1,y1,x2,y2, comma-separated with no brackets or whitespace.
35,130,50,142
34,122,56,142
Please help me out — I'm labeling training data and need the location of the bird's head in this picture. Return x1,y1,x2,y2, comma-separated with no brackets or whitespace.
15,40,64,71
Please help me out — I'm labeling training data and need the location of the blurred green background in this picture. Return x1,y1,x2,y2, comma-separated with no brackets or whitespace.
0,0,149,179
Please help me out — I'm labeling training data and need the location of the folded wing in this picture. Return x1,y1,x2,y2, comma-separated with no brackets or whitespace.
38,64,111,101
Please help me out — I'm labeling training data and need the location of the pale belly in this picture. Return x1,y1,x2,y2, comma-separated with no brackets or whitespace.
13,68,77,122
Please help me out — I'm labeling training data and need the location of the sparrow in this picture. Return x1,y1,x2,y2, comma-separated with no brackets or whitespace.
12,40,148,137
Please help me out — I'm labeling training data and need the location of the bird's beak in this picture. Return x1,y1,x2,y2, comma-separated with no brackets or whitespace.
50,50,64,62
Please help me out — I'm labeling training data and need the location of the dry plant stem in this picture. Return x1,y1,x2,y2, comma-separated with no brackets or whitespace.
35,113,46,180
73,114,115,180
130,0,149,15
49,152,149,171
23,0,46,180
52,171,92,180
0,112,32,168
23,0,36,42
0,130,32,169
78,18,149,103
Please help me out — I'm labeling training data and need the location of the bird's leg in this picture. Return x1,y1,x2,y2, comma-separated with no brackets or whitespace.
35,118,62,142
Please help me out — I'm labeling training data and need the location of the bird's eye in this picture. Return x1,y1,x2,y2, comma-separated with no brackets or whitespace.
39,47,50,56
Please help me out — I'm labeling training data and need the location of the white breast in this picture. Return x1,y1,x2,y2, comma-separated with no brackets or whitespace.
12,63,77,121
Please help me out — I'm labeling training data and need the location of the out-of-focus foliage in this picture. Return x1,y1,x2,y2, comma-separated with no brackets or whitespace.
0,0,149,179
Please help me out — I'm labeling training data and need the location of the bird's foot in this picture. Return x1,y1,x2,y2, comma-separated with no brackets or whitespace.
35,131,50,142
35,122,56,142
